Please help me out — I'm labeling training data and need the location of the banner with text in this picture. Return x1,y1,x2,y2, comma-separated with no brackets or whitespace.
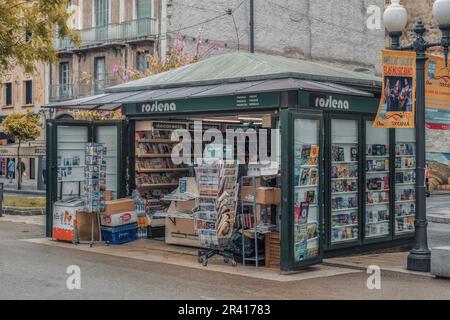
374,50,416,128
426,55,450,129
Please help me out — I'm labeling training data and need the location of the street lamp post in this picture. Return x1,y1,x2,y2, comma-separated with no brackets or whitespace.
384,0,450,272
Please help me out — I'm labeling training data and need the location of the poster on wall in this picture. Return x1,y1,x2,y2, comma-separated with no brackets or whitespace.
374,50,416,129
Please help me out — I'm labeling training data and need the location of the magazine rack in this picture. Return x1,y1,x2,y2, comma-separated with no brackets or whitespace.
194,160,239,267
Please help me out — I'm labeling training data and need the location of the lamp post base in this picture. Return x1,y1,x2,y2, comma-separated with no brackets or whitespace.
407,251,431,272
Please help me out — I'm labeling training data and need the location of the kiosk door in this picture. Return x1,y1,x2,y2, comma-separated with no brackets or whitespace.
281,110,324,271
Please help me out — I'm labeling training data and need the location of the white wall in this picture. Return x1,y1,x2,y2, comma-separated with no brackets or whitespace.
166,0,385,74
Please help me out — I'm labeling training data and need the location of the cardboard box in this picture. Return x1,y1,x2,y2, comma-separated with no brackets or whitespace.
76,212,100,241
273,188,281,205
262,115,272,128
255,187,282,205
256,187,274,204
241,186,256,202
105,190,112,201
104,198,135,216
167,199,196,214
165,217,201,247
100,211,137,227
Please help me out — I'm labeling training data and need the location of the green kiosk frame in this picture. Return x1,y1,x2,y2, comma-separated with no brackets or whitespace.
45,88,415,272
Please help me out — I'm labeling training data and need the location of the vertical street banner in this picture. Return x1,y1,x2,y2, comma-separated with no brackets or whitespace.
425,55,450,130
374,50,416,128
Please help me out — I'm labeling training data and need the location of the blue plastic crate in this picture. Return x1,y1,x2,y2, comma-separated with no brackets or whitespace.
101,223,137,244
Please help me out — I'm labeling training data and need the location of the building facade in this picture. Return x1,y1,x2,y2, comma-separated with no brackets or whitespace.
164,0,386,74
0,62,47,190
49,0,160,118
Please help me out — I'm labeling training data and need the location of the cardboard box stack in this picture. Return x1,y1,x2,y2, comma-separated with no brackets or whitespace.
100,198,138,244
164,177,201,247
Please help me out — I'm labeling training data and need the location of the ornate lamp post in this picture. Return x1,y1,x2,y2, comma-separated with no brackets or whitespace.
383,0,450,272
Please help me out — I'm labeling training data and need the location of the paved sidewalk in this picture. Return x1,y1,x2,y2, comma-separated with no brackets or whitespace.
427,195,450,224
324,252,434,277
0,214,45,226
24,238,361,283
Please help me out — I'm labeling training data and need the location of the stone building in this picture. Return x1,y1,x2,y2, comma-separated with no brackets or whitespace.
49,0,160,117
0,62,47,191
164,0,386,74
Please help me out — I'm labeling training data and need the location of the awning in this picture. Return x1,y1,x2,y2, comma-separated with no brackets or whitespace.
43,78,374,111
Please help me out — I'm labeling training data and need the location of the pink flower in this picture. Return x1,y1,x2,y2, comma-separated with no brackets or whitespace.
112,65,119,77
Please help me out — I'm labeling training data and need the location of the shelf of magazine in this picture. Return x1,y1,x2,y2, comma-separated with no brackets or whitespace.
293,143,320,261
135,126,189,216
330,140,359,244
394,142,416,235
365,144,390,239
194,161,238,249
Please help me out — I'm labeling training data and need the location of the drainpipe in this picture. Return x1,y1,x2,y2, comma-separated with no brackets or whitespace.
249,0,254,53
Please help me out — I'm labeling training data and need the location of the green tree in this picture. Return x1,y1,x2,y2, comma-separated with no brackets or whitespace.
2,112,41,190
0,0,79,74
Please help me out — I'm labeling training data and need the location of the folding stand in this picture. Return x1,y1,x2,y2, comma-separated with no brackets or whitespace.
198,248,237,267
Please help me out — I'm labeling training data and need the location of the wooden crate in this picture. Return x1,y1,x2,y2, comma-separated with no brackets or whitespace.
265,231,280,269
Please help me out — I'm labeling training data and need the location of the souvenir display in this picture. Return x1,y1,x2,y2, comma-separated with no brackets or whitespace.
83,143,107,213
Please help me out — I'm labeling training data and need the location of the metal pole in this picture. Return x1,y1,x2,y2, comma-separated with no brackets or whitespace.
388,21,431,272
249,0,255,53
407,23,430,272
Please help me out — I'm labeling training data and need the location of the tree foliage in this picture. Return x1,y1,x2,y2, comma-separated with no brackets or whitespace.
112,31,219,81
2,111,41,143
0,0,79,74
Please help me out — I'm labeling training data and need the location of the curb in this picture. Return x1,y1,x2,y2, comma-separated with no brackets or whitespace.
428,214,450,224
1,207,45,216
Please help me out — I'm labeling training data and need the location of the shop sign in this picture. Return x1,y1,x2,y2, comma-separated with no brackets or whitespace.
0,146,45,157
310,94,350,110
374,50,416,128
123,92,280,116
153,122,187,130
188,123,221,131
300,92,378,113
140,101,177,113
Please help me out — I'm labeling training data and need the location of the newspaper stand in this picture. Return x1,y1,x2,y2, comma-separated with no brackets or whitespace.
195,160,239,267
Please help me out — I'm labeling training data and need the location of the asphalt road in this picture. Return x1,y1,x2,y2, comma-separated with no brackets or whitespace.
1,218,450,300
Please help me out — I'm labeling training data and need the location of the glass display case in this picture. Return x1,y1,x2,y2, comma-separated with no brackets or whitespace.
330,119,359,244
96,126,118,199
365,121,390,239
56,126,88,199
293,118,320,262
395,128,416,235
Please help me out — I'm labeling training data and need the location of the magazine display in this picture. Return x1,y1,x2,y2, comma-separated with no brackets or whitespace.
365,143,390,238
395,141,416,234
330,136,359,244
293,143,320,261
194,161,238,248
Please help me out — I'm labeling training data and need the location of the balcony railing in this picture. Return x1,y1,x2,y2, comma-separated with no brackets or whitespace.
56,17,158,51
49,74,121,102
